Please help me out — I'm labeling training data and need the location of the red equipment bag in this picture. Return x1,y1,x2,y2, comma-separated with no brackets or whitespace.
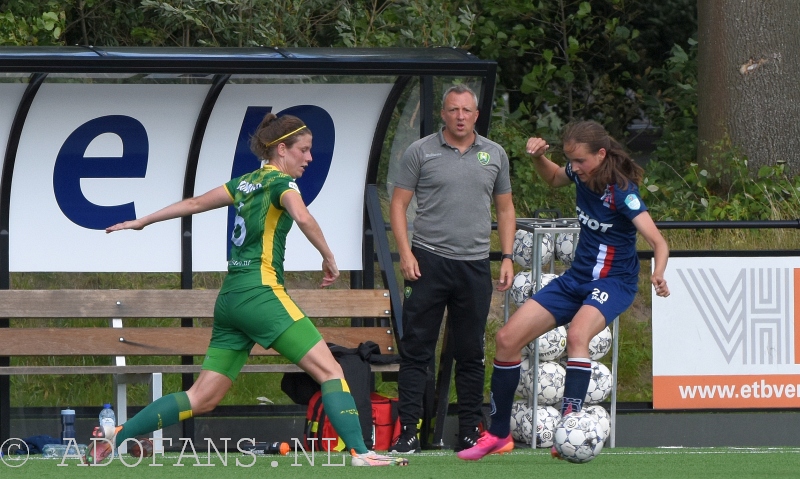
370,392,401,451
303,390,346,452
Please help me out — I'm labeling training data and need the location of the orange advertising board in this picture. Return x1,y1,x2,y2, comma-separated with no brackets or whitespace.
653,375,800,409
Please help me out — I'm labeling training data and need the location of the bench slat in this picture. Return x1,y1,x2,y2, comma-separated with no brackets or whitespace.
0,326,395,356
0,289,390,319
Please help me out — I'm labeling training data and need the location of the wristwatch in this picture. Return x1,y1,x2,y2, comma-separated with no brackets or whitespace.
501,253,513,261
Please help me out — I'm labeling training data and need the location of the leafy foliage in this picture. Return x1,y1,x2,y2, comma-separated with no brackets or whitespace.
335,0,477,48
642,39,699,172
642,138,800,222
472,0,647,141
0,1,65,45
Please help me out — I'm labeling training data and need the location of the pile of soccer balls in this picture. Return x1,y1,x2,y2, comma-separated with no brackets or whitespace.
510,230,579,307
510,324,613,463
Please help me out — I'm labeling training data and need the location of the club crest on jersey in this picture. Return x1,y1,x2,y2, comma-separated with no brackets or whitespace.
601,186,612,208
404,286,412,298
624,193,641,210
477,152,491,165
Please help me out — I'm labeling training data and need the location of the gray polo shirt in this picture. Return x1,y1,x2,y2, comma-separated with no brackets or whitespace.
392,129,512,260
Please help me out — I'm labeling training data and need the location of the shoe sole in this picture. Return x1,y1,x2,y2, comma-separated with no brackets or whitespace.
351,457,409,466
491,442,514,455
457,440,514,461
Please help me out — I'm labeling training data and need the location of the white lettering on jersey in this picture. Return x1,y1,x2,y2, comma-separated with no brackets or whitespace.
288,181,300,193
591,287,609,304
576,207,613,232
237,180,262,194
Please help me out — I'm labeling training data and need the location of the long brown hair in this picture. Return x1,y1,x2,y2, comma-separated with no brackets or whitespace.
249,113,310,161
563,120,643,193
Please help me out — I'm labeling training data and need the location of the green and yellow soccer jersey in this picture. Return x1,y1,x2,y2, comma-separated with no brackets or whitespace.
220,165,300,293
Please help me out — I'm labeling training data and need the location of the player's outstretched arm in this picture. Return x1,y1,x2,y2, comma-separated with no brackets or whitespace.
526,137,570,188
281,190,339,287
632,211,670,297
106,186,232,233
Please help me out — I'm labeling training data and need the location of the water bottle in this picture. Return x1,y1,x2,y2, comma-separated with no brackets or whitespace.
243,441,290,455
61,408,76,445
99,404,116,438
42,443,87,458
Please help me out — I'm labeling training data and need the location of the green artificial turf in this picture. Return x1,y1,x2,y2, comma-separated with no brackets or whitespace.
4,447,799,478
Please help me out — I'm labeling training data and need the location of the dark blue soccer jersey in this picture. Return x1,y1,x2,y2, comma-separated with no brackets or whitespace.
564,161,646,284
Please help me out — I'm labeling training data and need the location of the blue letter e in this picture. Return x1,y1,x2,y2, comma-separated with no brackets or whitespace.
53,115,148,229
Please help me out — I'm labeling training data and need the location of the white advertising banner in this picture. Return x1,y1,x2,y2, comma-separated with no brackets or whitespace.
652,256,800,409
6,82,393,272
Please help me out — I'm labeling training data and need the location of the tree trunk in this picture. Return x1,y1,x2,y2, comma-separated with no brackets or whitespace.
697,1,800,175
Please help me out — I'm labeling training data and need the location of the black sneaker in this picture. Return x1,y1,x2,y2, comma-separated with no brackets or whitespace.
453,427,481,452
390,426,420,453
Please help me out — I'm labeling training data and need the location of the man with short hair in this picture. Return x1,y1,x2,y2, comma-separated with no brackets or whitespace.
389,84,516,453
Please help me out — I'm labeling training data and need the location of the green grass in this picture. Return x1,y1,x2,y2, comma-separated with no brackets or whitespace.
4,447,800,478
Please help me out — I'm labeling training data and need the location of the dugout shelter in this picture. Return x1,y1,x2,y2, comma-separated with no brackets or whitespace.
0,46,498,448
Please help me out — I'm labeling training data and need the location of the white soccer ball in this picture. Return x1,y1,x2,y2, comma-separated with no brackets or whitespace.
535,273,559,293
512,229,533,268
535,405,561,448
522,326,567,361
588,326,612,360
515,356,534,398
555,232,579,265
556,354,568,369
509,400,533,443
583,405,611,443
512,230,553,268
540,233,554,266
553,410,606,463
537,361,566,406
510,271,533,307
585,361,613,404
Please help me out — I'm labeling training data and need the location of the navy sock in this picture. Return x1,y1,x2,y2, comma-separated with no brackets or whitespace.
487,360,520,438
561,358,592,416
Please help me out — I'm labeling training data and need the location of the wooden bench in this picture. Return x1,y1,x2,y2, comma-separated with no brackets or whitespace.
0,288,398,449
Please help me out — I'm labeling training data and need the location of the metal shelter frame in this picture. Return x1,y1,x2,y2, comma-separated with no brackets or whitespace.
0,46,498,446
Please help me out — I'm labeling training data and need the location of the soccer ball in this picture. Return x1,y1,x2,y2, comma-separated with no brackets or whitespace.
588,326,612,360
553,410,606,463
555,232,579,265
510,271,533,307
583,405,611,443
522,326,567,361
515,356,534,398
512,230,553,268
535,406,561,448
536,361,566,406
540,233,554,266
509,400,533,443
585,361,613,404
512,229,534,268
535,273,559,293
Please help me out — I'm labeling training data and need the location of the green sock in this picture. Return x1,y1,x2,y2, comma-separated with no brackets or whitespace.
114,391,193,447
321,379,368,454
